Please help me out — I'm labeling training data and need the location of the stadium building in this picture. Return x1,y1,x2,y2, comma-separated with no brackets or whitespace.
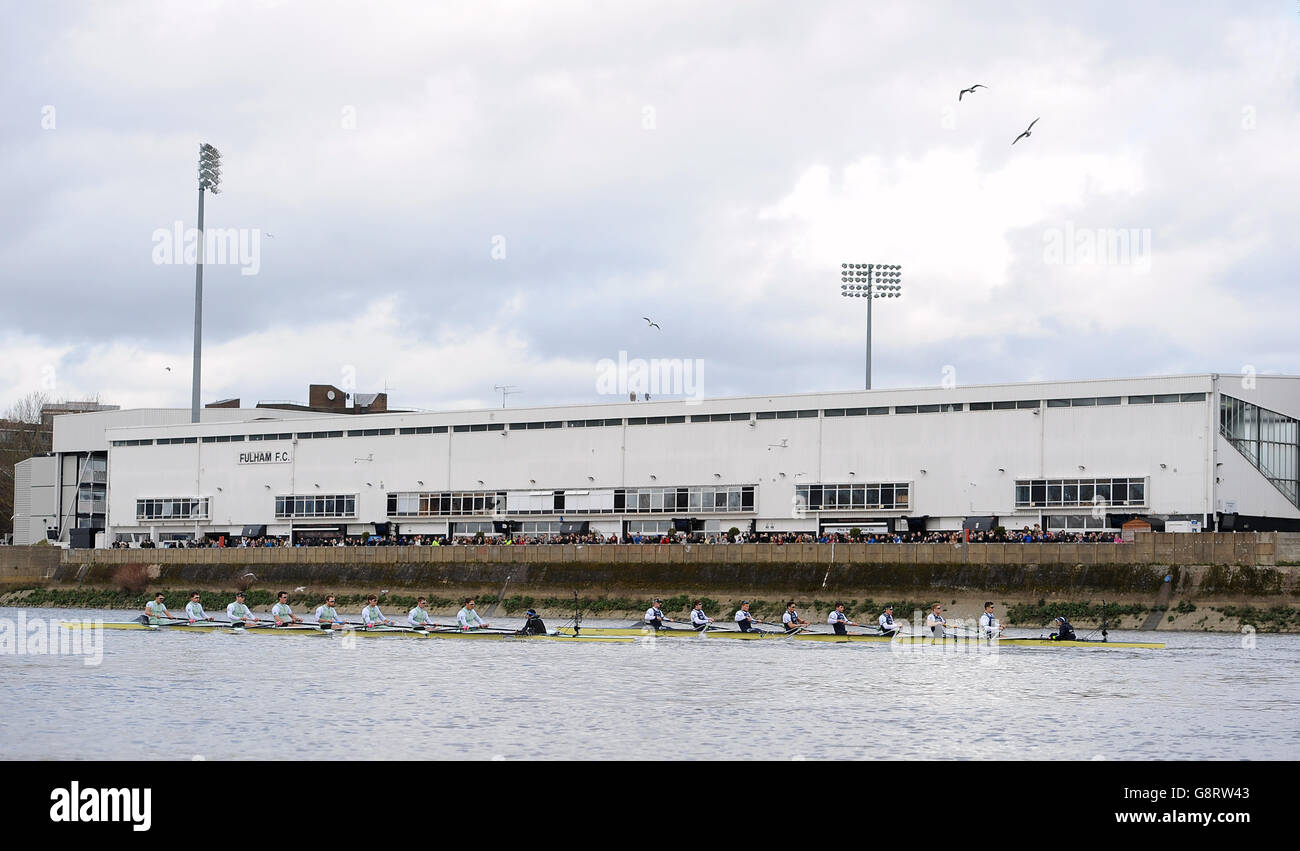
11,374,1300,546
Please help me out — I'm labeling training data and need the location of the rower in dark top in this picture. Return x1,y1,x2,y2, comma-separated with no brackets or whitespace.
781,602,811,634
516,609,548,635
878,605,899,637
826,603,858,636
733,601,766,632
643,599,674,630
1049,616,1076,641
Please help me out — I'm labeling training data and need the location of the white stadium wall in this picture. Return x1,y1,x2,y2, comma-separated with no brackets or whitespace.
31,373,1300,543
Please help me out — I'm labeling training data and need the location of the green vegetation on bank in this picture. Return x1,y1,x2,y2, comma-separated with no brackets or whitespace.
1004,599,1153,627
1207,605,1300,632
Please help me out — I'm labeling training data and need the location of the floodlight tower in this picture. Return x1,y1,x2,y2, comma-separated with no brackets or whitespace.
192,142,222,423
839,263,903,390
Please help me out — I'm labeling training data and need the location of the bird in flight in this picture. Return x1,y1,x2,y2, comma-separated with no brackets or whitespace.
958,84,987,101
164,366,171,372
1012,118,1039,145
642,316,661,330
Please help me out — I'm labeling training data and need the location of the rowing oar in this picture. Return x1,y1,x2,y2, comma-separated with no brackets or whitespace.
137,614,214,626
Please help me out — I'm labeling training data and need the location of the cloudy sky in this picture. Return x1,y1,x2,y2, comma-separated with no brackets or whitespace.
1,1,1297,414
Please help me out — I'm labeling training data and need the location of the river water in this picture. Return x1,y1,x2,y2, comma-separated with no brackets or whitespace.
1,607,1297,761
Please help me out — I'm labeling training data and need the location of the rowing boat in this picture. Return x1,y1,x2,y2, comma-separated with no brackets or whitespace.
58,620,1165,648
553,625,1165,648
62,620,634,643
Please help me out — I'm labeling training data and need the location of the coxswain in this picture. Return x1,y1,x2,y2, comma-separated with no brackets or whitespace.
925,604,950,640
689,601,714,631
644,599,675,630
144,593,172,625
1049,616,1077,641
185,592,215,623
782,602,811,634
516,608,548,635
271,591,303,625
878,605,899,637
979,602,1007,639
734,601,766,633
408,597,438,630
827,603,858,636
456,598,490,630
314,595,347,630
226,591,258,627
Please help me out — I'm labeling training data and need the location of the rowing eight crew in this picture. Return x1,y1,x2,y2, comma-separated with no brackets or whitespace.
144,592,546,635
650,599,1079,640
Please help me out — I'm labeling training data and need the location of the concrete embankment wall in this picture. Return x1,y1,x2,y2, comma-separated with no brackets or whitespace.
1,534,1296,631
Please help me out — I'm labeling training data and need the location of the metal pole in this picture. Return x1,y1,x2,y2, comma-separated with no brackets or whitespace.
191,186,205,423
865,267,873,391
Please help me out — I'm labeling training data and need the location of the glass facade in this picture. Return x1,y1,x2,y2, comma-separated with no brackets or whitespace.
615,485,755,513
386,491,506,517
137,497,210,521
1015,478,1145,508
795,482,910,510
274,494,357,518
1220,394,1300,507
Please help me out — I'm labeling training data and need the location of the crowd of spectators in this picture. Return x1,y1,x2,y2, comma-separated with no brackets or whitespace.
111,524,1122,548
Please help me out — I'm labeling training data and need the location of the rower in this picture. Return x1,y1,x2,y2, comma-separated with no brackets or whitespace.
144,593,172,625
689,601,713,632
878,605,899,638
925,604,950,640
734,601,766,632
185,592,215,623
644,599,674,630
979,602,1007,640
271,592,303,626
516,608,548,635
314,595,347,630
408,597,437,630
361,595,395,628
827,603,858,636
456,598,490,631
1049,615,1077,641
782,602,811,634
226,591,258,627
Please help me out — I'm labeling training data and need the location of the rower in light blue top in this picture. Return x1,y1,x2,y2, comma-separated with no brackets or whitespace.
361,595,395,627
184,592,214,623
456,598,490,630
271,592,303,625
408,597,438,630
226,591,258,627
314,596,347,630
144,593,172,625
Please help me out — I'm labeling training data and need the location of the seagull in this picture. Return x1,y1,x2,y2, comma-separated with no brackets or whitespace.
1012,118,1039,145
958,84,987,101
293,586,306,593
164,366,171,372
241,573,256,579
265,233,275,238
642,316,661,330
